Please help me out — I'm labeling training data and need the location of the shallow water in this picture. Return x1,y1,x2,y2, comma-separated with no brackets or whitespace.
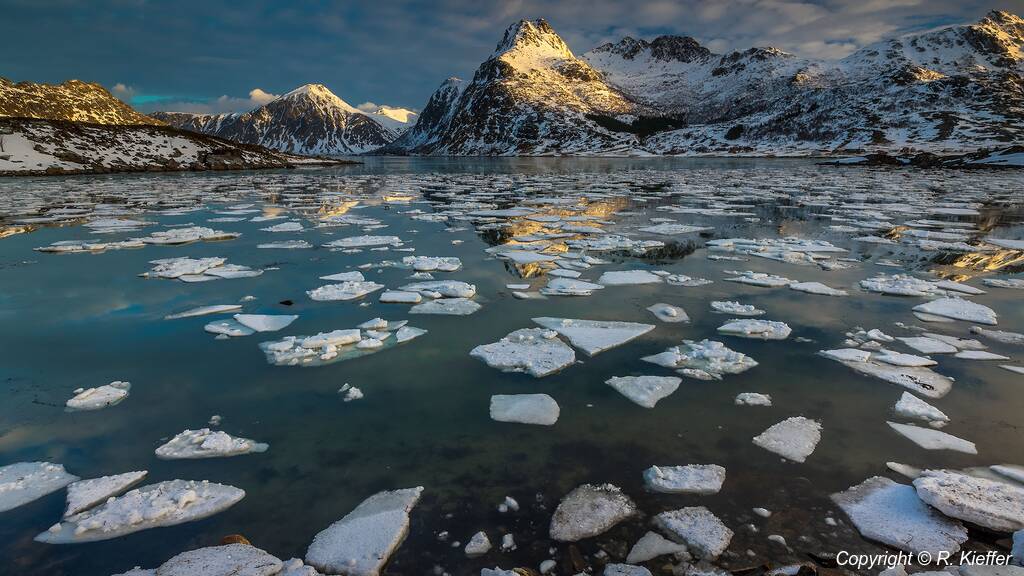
0,158,1022,576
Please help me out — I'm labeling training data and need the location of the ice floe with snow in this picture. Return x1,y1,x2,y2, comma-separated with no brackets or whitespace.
64,471,147,517
155,429,268,459
717,319,791,340
490,394,560,425
643,339,757,380
470,328,575,377
308,281,385,302
409,297,481,315
914,470,1024,533
752,417,821,462
647,303,689,323
710,301,764,316
643,464,725,495
549,484,637,542
819,349,953,398
723,271,792,288
605,376,681,408
0,462,79,513
887,422,976,454
653,506,733,560
532,317,655,356
913,298,998,325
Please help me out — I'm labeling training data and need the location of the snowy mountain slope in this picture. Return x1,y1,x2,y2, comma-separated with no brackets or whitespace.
391,11,1024,156
0,118,296,176
369,106,418,133
389,19,640,155
152,84,397,155
0,78,163,126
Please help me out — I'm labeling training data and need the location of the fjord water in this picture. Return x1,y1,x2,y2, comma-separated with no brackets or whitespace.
0,158,1022,576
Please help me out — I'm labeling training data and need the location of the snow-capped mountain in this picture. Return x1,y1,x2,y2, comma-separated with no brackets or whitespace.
391,11,1024,155
0,78,163,125
152,84,398,155
369,106,418,133
389,19,640,154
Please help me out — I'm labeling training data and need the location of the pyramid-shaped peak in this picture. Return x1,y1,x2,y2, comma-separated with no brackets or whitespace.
494,18,572,57
279,83,359,113
984,9,1024,26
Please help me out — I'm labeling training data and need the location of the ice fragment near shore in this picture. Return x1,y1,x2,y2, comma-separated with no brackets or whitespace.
0,462,79,513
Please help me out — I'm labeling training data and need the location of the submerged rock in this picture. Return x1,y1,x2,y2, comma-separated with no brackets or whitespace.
0,462,79,513
305,487,423,576
36,480,245,543
532,317,655,356
653,506,733,560
155,429,269,460
642,464,725,495
914,470,1024,533
831,476,967,554
64,471,147,517
490,394,560,426
470,328,575,377
549,484,637,542
752,417,822,463
605,376,681,408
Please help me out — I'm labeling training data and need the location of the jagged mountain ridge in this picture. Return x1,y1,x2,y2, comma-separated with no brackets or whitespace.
392,11,1024,155
0,78,163,126
152,84,398,155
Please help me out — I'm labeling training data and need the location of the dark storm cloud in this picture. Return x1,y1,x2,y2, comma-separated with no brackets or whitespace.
1,0,1020,113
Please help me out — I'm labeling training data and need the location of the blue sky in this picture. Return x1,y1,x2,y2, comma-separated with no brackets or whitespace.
1,0,1021,114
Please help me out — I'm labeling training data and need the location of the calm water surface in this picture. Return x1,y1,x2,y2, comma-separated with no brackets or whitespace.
0,158,1022,576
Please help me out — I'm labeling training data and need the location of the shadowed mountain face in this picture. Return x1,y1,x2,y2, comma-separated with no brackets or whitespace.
0,78,163,126
152,84,398,156
391,11,1024,155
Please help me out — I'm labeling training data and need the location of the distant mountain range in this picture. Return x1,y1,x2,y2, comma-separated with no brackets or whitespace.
2,10,1022,159
390,10,1024,155
152,84,417,155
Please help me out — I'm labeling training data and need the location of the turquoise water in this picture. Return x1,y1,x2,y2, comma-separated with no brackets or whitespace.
0,159,1022,575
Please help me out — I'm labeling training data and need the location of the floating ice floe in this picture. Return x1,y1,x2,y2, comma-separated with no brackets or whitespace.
164,304,242,320
922,333,987,351
724,271,792,288
150,544,283,576
735,393,772,407
395,326,427,343
653,506,733,560
0,462,79,513
912,298,998,325
971,326,1024,345
140,226,239,245
643,340,757,380
873,349,937,367
234,314,298,333
604,564,651,576
64,471,147,517
887,422,976,454
258,240,312,249
605,376,681,408
379,290,422,304
859,274,943,297
598,270,663,285
308,281,385,302
470,328,575,377
409,297,481,315
36,480,245,543
665,274,713,287
788,281,848,296
819,349,952,398
204,319,255,338
752,417,822,463
261,221,304,233
897,336,958,354
984,237,1024,251
710,301,764,316
643,464,725,495
895,393,949,427
305,487,423,576
399,280,476,298
260,321,418,367
716,319,791,340
549,484,637,542
142,257,262,282
402,255,461,272
914,470,1024,532
638,223,712,235
955,350,1010,360
320,271,365,282
35,238,146,253
155,429,269,460
646,303,689,323
532,317,655,356
831,476,967,554
626,531,690,564
540,277,605,296
983,278,1024,289
490,394,560,425
324,235,403,249
65,381,131,411
465,531,492,557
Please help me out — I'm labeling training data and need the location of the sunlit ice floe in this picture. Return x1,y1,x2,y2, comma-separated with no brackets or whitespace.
723,271,793,288
716,319,791,340
471,328,575,377
0,462,79,513
540,277,605,296
788,281,848,296
65,381,130,411
597,269,663,286
887,422,976,454
164,304,242,320
532,317,655,356
913,469,1024,533
323,235,403,249
895,392,949,427
409,297,482,315
141,257,263,282
819,349,953,398
642,339,757,380
308,281,385,302
912,297,998,325
399,280,476,298
646,303,689,323
710,301,764,316
234,314,298,333
155,429,269,459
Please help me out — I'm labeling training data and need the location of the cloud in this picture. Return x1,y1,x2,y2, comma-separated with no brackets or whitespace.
110,83,136,102
356,101,380,113
134,87,280,114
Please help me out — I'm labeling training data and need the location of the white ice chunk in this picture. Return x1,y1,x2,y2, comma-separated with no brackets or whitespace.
887,422,976,454
65,381,131,411
605,376,681,408
471,328,575,377
643,339,757,380
912,298,997,325
155,429,268,459
710,301,764,316
490,394,560,426
549,484,637,542
532,317,655,356
0,462,79,513
626,531,690,564
308,282,385,302
165,305,242,320
156,543,282,576
914,470,1024,532
646,303,689,323
653,506,733,560
597,270,663,286
409,298,481,315
894,393,949,427
788,282,848,296
752,417,822,463
64,471,147,517
234,314,298,332
716,319,791,340
735,393,772,407
642,464,725,495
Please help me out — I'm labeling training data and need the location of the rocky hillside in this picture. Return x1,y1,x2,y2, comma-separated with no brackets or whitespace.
152,84,397,155
0,117,310,176
390,11,1024,155
0,78,163,126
